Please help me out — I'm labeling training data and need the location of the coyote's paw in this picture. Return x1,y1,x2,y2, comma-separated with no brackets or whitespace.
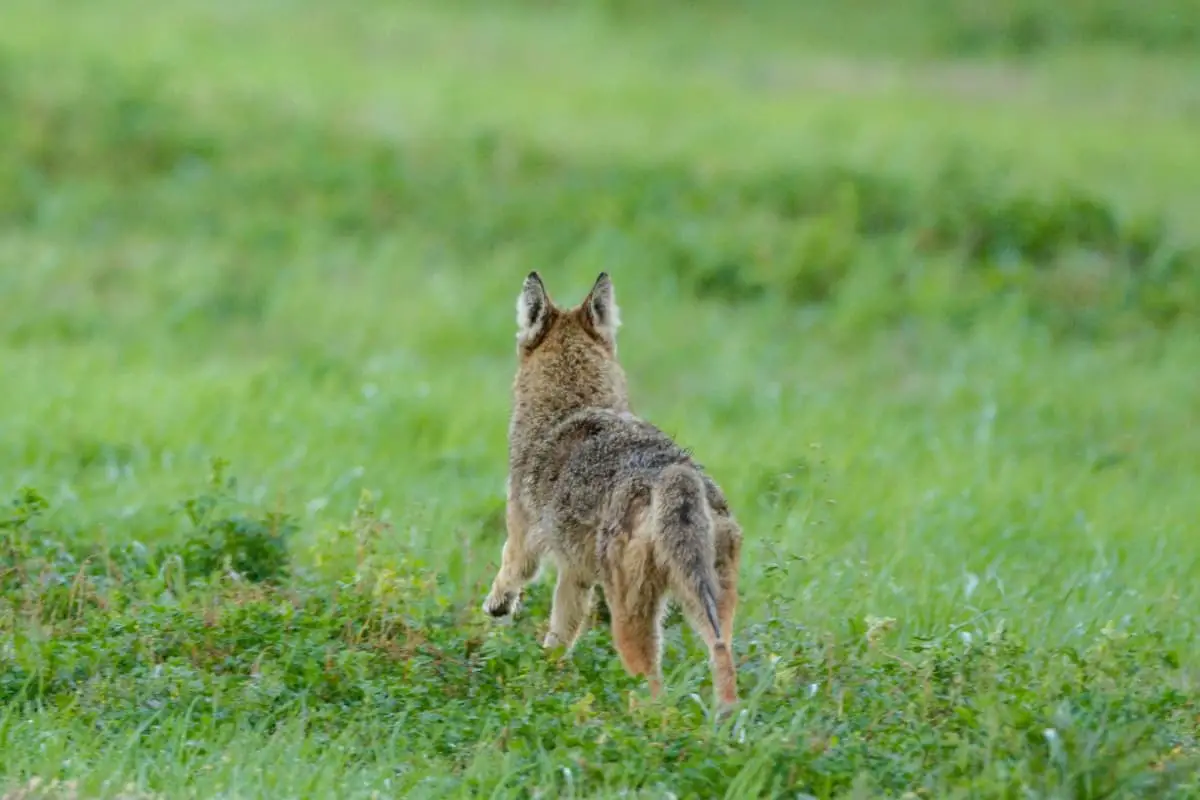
483,589,519,618
542,632,573,656
716,698,739,721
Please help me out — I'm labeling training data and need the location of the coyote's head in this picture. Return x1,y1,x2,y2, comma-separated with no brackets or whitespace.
510,271,630,420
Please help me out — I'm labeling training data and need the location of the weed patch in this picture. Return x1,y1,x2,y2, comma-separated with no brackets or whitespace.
2,476,1197,796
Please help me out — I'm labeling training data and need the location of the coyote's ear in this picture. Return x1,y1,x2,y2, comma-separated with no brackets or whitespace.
516,271,551,347
583,272,620,346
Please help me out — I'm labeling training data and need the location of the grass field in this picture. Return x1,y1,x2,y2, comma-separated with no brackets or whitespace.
2,1,1199,796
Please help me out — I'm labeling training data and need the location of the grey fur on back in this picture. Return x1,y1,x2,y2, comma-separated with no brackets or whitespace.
513,405,727,585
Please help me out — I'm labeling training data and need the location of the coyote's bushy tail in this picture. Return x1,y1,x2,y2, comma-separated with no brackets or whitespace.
650,463,722,643
651,462,738,707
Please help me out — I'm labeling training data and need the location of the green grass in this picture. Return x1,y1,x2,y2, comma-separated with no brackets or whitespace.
2,1,1199,797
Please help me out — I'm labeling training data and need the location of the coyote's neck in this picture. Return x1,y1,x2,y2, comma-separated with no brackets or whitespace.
507,348,631,468
510,388,628,433
508,378,631,465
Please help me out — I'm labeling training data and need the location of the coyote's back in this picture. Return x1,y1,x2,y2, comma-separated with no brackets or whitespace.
483,272,743,710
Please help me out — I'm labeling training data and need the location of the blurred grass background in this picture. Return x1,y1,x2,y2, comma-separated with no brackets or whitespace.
1,0,1198,796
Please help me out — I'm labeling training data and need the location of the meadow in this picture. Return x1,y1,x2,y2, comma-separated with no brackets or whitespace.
1,1,1198,796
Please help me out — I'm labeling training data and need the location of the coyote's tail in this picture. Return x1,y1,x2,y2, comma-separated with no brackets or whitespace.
650,463,722,642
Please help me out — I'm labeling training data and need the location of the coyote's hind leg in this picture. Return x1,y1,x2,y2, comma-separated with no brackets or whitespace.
604,536,668,698
712,515,742,707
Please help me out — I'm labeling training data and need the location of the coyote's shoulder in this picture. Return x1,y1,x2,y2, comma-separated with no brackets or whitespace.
483,272,743,710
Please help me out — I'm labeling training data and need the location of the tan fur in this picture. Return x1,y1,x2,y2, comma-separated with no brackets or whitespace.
483,272,743,710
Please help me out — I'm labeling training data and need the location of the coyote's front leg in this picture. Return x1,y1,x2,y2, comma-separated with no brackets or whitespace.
483,489,541,617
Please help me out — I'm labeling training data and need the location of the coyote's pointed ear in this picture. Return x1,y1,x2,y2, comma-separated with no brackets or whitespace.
583,272,620,346
516,271,551,347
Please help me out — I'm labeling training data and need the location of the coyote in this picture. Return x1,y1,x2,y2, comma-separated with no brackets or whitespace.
482,272,742,709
